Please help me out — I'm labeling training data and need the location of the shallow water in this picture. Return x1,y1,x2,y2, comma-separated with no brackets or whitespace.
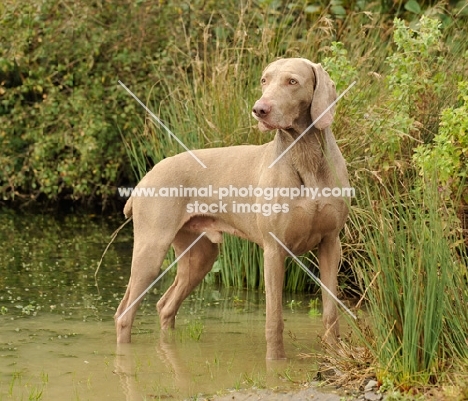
0,211,327,400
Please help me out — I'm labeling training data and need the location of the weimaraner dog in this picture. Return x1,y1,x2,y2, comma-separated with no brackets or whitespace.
115,58,350,359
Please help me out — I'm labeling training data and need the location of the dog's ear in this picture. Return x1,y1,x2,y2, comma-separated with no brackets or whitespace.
307,61,337,130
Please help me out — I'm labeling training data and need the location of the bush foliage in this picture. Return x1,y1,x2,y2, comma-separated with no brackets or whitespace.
0,0,169,203
1,0,467,205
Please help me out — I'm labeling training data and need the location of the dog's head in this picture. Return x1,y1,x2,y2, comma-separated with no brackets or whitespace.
252,58,337,133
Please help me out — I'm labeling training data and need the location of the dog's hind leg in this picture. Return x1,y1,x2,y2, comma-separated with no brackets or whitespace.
115,235,173,343
157,230,219,329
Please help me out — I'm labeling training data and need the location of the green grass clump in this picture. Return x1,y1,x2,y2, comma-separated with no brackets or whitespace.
353,178,468,390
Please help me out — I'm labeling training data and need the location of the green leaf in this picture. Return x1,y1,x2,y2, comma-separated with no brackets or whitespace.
331,5,346,16
305,5,321,14
405,0,421,14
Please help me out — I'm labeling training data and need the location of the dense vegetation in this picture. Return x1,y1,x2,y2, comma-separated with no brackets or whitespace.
2,0,468,396
0,0,466,206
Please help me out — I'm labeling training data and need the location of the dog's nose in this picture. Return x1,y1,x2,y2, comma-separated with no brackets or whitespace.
252,100,271,117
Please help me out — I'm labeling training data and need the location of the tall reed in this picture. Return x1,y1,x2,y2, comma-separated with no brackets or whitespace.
352,177,468,388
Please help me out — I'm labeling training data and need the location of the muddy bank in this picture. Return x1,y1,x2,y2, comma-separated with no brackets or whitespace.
208,380,386,401
208,386,343,400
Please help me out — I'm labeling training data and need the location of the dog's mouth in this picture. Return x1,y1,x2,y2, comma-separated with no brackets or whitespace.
258,120,294,133
258,120,276,131
253,115,283,132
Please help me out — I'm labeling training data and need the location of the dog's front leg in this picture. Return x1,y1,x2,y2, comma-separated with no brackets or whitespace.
318,235,341,344
263,247,287,360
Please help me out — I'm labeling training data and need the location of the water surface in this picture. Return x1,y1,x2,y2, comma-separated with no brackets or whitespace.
0,211,326,400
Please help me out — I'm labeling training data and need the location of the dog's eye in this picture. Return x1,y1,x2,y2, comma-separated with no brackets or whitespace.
261,78,266,85
289,78,298,85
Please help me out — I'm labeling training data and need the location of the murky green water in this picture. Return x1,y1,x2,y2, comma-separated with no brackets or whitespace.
0,211,326,400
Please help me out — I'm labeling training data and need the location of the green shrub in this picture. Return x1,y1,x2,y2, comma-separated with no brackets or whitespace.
0,0,168,203
413,80,468,202
362,16,446,173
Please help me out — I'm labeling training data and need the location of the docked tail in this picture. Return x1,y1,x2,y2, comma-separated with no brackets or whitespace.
123,197,133,218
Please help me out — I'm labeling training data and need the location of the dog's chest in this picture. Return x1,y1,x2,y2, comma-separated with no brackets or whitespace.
278,200,344,254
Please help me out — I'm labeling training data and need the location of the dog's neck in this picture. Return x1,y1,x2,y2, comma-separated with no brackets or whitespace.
275,128,331,187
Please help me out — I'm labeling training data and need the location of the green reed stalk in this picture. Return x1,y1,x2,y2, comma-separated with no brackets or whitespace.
353,178,468,388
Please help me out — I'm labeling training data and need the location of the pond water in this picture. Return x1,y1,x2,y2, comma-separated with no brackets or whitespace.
0,211,330,400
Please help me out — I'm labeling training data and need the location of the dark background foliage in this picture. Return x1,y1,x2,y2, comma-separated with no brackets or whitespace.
0,0,467,209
